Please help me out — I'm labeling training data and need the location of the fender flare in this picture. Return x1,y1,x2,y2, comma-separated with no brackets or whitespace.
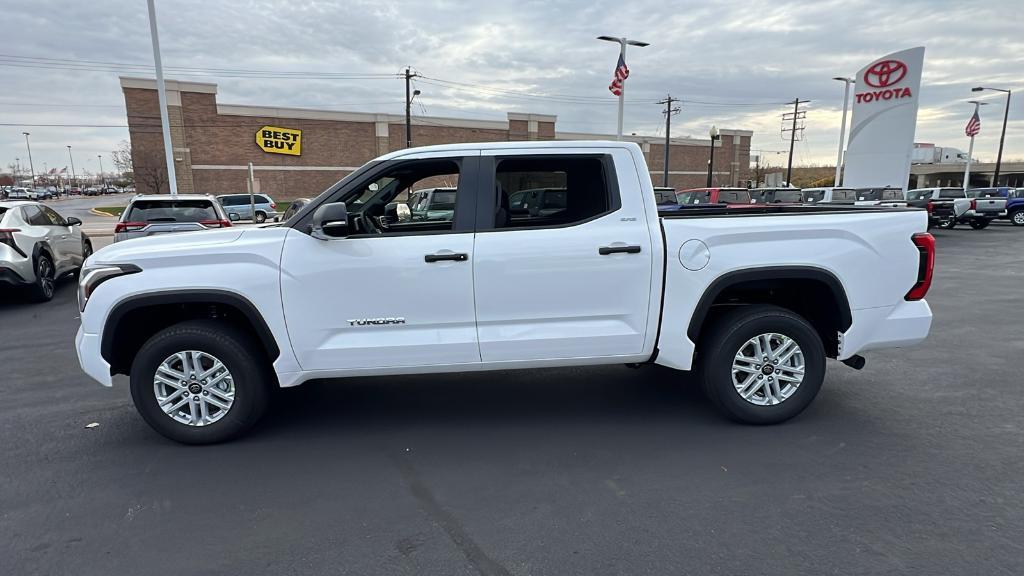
100,289,281,366
686,266,853,343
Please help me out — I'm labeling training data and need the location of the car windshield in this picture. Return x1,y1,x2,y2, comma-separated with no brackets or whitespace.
676,191,711,204
126,200,219,222
968,189,1001,198
855,188,883,201
939,189,965,199
906,190,931,200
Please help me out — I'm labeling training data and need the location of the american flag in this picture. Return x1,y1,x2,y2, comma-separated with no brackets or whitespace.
965,110,981,137
608,53,629,96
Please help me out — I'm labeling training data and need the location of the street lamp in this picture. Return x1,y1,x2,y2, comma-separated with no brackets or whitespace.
597,35,650,140
67,145,77,188
22,132,36,188
706,125,720,187
97,154,104,187
833,77,855,186
972,86,1012,186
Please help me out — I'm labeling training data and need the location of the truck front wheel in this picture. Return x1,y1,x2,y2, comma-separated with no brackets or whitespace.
1012,211,1024,226
129,320,271,444
699,305,826,424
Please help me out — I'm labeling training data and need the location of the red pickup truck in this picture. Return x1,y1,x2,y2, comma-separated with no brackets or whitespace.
675,187,755,207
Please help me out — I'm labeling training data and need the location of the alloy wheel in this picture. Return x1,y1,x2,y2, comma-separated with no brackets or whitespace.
154,350,235,426
731,333,805,406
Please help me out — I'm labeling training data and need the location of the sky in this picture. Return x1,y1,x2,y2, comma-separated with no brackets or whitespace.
1,0,1021,178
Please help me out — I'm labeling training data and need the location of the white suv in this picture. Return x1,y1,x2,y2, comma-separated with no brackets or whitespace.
0,201,92,301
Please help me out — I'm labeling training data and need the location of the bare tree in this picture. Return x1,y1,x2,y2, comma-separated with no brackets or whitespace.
110,140,134,177
135,166,167,194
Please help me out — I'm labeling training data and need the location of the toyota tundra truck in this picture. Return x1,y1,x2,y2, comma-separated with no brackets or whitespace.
75,141,934,444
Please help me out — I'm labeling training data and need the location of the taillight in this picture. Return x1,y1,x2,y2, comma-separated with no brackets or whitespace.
270,203,276,209
114,222,146,233
926,202,934,213
970,199,977,211
0,229,27,257
905,232,935,301
200,220,232,228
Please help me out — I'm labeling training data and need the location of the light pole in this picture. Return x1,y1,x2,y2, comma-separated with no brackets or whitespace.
22,132,35,188
597,35,649,140
67,145,77,187
14,158,19,185
706,125,720,187
963,100,988,190
97,154,104,187
972,86,1012,186
147,0,178,196
833,77,854,186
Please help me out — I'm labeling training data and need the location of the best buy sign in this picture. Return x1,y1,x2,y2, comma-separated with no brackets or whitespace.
256,126,301,156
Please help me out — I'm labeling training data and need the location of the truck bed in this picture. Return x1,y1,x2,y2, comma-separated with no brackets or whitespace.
658,204,920,218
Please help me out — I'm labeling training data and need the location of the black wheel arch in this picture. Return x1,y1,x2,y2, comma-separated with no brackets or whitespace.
687,266,853,356
101,289,281,376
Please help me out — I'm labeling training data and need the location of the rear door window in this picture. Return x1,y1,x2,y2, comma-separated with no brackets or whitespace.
882,189,904,200
22,205,51,226
773,190,803,203
718,190,751,204
127,200,219,223
676,191,711,204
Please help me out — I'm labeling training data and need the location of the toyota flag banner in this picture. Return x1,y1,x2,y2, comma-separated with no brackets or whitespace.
842,47,925,191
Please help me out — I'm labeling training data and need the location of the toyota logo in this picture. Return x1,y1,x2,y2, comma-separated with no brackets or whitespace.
864,60,907,88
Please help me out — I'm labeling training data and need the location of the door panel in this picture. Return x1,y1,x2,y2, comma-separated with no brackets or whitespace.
472,148,655,362
280,229,478,371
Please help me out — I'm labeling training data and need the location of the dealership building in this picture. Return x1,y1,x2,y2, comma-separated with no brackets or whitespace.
121,77,752,198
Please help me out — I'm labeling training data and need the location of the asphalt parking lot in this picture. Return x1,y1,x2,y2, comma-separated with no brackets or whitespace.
2,223,1022,575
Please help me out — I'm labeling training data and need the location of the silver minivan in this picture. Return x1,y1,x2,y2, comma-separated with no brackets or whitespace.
114,194,232,242
215,193,280,223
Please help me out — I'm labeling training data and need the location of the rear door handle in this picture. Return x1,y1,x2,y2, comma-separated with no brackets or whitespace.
424,252,469,263
599,245,642,255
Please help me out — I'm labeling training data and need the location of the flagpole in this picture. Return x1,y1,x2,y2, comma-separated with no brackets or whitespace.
617,42,626,141
147,0,178,197
963,100,985,191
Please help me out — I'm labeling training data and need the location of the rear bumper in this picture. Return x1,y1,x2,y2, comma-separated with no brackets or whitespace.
0,255,35,286
839,300,932,360
0,266,31,286
76,326,112,386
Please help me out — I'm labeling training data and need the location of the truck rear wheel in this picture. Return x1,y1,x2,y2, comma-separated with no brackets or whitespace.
129,320,271,444
699,305,825,424
969,218,991,230
1012,211,1024,226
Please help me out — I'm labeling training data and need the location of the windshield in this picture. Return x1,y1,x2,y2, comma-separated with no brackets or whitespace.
855,188,883,201
126,200,219,222
906,190,931,201
718,190,751,204
802,190,825,203
676,191,711,204
968,189,1003,198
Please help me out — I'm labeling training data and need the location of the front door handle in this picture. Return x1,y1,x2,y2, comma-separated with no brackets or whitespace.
424,252,469,263
599,245,642,255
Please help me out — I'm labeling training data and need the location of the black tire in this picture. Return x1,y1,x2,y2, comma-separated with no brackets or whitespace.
130,320,271,444
969,218,990,230
74,241,93,276
254,211,267,223
1011,211,1024,226
28,253,56,303
698,305,826,425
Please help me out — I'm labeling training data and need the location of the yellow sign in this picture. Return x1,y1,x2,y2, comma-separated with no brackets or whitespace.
256,126,302,156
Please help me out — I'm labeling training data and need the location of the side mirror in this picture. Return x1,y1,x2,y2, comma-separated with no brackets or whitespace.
66,216,82,226
383,202,412,224
228,213,240,222
312,202,349,240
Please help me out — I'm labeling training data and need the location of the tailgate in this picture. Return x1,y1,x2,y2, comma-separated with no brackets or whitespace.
929,200,955,217
972,198,1006,215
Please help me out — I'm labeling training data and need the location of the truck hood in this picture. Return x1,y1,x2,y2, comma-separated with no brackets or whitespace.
88,227,245,266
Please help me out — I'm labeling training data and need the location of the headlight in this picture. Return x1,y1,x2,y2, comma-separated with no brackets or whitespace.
78,264,142,312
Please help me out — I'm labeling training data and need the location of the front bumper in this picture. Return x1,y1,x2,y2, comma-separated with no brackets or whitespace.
76,326,112,386
839,300,932,360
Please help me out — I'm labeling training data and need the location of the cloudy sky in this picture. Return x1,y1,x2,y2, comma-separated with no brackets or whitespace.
2,0,1021,178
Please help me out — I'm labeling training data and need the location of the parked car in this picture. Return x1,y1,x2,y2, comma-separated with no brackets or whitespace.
114,194,232,242
28,188,52,201
7,187,31,200
216,193,280,223
853,187,907,208
802,187,857,205
749,188,803,204
405,187,458,221
281,198,311,222
83,187,101,196
653,187,677,207
963,187,1015,226
102,187,120,195
954,188,1008,229
905,188,971,229
123,186,136,194
675,187,754,206
1007,188,1024,226
76,140,934,443
0,201,92,302
67,187,83,196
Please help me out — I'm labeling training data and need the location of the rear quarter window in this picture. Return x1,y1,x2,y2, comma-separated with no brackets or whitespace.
939,189,965,199
127,200,219,223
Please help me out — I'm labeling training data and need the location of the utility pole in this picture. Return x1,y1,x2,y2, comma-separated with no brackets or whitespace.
782,99,809,187
404,67,420,148
97,155,104,187
657,95,681,187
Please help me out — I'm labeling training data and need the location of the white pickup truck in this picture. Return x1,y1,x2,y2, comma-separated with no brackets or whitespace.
76,141,934,444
